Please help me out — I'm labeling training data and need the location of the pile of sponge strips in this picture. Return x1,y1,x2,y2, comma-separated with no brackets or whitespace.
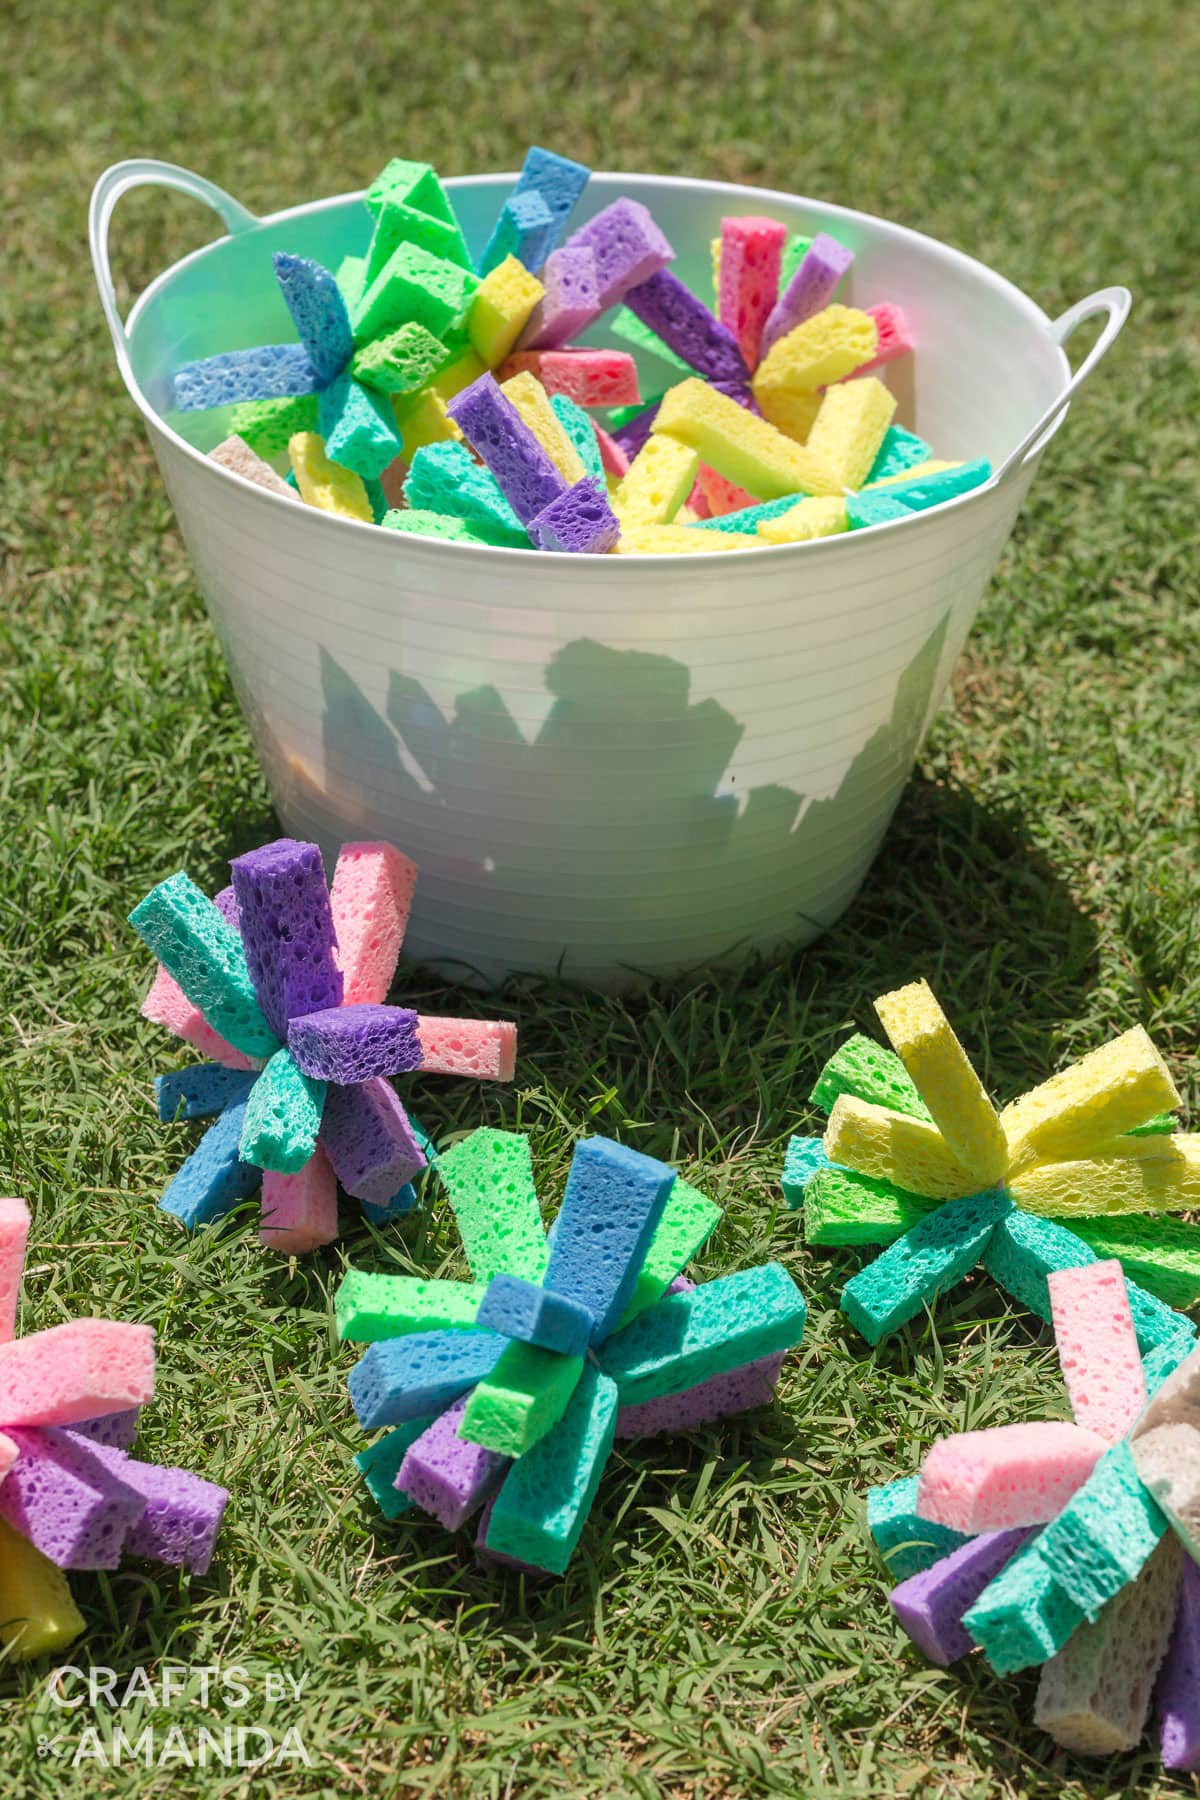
338,1128,808,1574
783,979,1200,1346
871,1257,1200,1768
174,145,989,554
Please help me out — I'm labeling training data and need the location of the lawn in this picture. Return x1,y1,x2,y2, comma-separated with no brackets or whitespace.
2,0,1199,1792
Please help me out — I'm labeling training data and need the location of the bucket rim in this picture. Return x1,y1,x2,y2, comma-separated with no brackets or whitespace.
118,168,1072,565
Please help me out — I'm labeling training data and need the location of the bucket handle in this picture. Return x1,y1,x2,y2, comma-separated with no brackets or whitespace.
990,286,1131,487
89,159,260,379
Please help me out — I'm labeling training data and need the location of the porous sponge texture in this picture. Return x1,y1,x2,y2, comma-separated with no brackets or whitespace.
404,443,529,548
755,496,847,543
803,1165,938,1247
1000,1025,1180,1173
259,1151,339,1254
916,1421,1109,1534
804,377,897,489
288,432,374,522
335,1272,486,1343
810,1034,933,1121
460,1341,584,1456
435,1129,548,1284
840,1189,1013,1344
1159,1557,1200,1771
824,1095,982,1202
482,1362,618,1575
499,371,587,483
1010,1133,1200,1217
599,1262,806,1404
350,321,448,396
614,434,699,528
416,1016,516,1082
1070,1213,1200,1312
0,1197,30,1344
469,256,545,368
348,1328,506,1431
128,873,279,1062
873,979,1008,1186
475,1274,593,1357
237,1048,324,1173
0,1320,155,1428
287,1002,422,1085
753,305,877,400
328,840,417,1006
542,1138,676,1343
1131,1343,1200,1559
964,1537,1087,1674
227,839,342,1038
653,379,841,500
616,1177,721,1326
1049,1261,1147,1442
890,1526,1033,1667
867,1475,970,1581
1035,1439,1168,1619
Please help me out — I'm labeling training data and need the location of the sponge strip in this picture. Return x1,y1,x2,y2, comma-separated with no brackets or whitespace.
916,1421,1109,1534
353,241,478,345
1036,1439,1168,1620
873,979,1007,1185
622,269,749,384
1159,1556,1200,1772
0,1320,155,1428
287,1003,421,1085
614,1176,722,1327
448,372,567,525
210,434,297,498
755,303,876,399
460,1341,584,1456
614,435,700,528
0,1197,29,1345
963,1537,1087,1674
840,1190,1013,1345
803,1165,938,1247
542,1137,676,1342
90,1444,228,1575
415,1016,516,1082
363,197,471,286
478,190,556,279
272,253,354,387
760,233,855,358
365,158,457,225
1034,1534,1182,1755
348,1329,506,1430
288,431,375,522
805,377,897,490
160,1099,260,1227
230,837,343,1039
824,1094,980,1200
599,1261,806,1404
512,146,590,250
155,1064,255,1122
529,477,621,552
563,198,674,309
238,1049,324,1173
781,1135,830,1208
258,1149,339,1255
173,344,319,412
395,1394,508,1530
435,1128,548,1284
499,349,640,409
328,840,416,1007
129,873,280,1060
476,1274,593,1358
0,1429,145,1568
469,256,545,367
653,378,840,500
1049,1261,1147,1442
404,442,528,547
857,302,916,376
319,1077,427,1205
890,1527,1033,1665
318,373,404,481
1070,1214,1200,1311
1010,1132,1200,1217
550,394,604,482
718,215,788,370
1001,1025,1181,1173
351,322,448,396
810,1033,932,1121
868,424,934,485
228,392,319,457
335,1272,486,1343
614,1350,784,1439
355,1416,435,1520
862,460,991,508
867,1476,971,1581
520,245,601,349
482,1363,618,1575
1131,1345,1200,1560
0,1515,85,1658
141,961,258,1072
499,370,587,482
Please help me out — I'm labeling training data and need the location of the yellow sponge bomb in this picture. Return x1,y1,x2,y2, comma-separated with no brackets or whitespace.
875,979,1009,1187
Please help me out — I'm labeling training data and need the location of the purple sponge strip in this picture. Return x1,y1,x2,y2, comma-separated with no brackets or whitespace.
319,1077,427,1204
67,1410,141,1452
622,270,749,385
614,1351,785,1439
564,199,674,310
521,246,601,349
229,839,343,1041
0,1428,147,1569
395,1395,509,1530
890,1527,1033,1665
172,344,319,412
1160,1554,1200,1771
82,1442,228,1575
760,233,855,358
528,479,621,553
611,398,662,460
288,1003,422,1084
273,253,354,388
448,374,567,526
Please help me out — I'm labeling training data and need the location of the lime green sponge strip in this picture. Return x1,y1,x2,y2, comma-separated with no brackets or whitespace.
1127,1112,1178,1137
228,393,319,458
1068,1213,1200,1311
600,1261,806,1406
381,509,497,545
482,1364,618,1575
803,1164,938,1246
809,1034,933,1121
460,1341,584,1456
355,1416,436,1519
238,1048,324,1173
615,1177,722,1328
434,1129,548,1284
840,1189,1012,1344
335,1273,486,1343
129,871,279,1061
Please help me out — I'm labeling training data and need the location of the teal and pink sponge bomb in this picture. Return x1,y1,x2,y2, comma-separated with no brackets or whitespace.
870,1259,1200,1767
338,1128,807,1576
129,836,516,1254
0,1197,228,1659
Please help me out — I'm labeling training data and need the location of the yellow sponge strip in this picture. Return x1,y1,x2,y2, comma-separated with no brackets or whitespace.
874,979,1009,1186
756,388,823,445
653,378,841,500
753,305,878,403
500,371,586,483
1002,1027,1181,1174
757,496,848,544
710,236,722,303
430,347,488,402
867,460,957,489
392,389,462,454
614,434,699,527
469,256,545,368
824,1094,981,1200
0,1517,85,1658
288,433,374,522
616,523,758,554
1011,1134,1200,1218
806,377,898,489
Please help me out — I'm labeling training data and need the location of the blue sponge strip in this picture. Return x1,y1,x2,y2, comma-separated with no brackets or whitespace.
479,190,557,278
867,1476,972,1581
542,1137,676,1343
154,1064,256,1123
273,253,355,387
781,1135,830,1208
513,147,590,248
318,374,404,480
159,1099,260,1228
476,1273,594,1357
348,1328,507,1430
173,344,320,412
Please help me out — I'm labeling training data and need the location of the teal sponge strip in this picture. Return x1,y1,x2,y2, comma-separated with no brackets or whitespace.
809,1034,932,1121
482,1363,618,1574
435,1129,548,1284
867,424,933,484
404,443,529,547
1035,1439,1168,1620
869,460,991,510
1144,1333,1197,1395
867,1476,971,1581
129,872,279,1061
318,374,404,481
781,1135,829,1208
600,1261,807,1404
238,1049,324,1173
335,1272,487,1343
550,394,603,483
615,1177,721,1328
692,495,806,535
355,1416,436,1520
840,1189,1013,1344
803,1165,938,1246
964,1537,1086,1674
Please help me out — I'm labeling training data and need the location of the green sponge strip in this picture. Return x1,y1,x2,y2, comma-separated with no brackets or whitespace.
550,394,604,483
335,255,367,312
964,1538,1087,1675
228,392,319,458
381,509,495,544
351,322,449,396
1068,1213,1200,1311
779,233,814,289
867,1477,971,1581
238,1049,324,1174
365,158,458,227
460,1342,583,1456
435,1129,548,1284
615,1177,722,1328
809,1034,932,1121
355,1416,436,1519
353,242,478,347
483,1363,618,1575
600,1261,806,1405
1034,1439,1168,1620
129,871,279,1060
610,307,692,374
804,1165,938,1246
336,1273,486,1343
365,199,471,285
840,1189,1012,1344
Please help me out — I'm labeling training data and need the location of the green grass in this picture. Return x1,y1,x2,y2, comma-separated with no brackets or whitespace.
3,0,1199,1791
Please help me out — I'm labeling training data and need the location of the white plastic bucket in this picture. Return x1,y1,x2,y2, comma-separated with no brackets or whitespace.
90,160,1128,988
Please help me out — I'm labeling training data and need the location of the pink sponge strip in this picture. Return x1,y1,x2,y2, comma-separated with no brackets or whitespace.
416,1017,517,1082
0,1320,155,1428
853,303,915,377
498,350,639,409
592,422,630,478
329,841,417,1006
0,1198,30,1344
140,966,257,1071
917,1421,1109,1533
1050,1260,1148,1443
259,1148,339,1254
718,216,788,370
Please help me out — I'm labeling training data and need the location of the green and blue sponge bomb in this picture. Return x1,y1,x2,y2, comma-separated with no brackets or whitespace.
340,1127,808,1576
